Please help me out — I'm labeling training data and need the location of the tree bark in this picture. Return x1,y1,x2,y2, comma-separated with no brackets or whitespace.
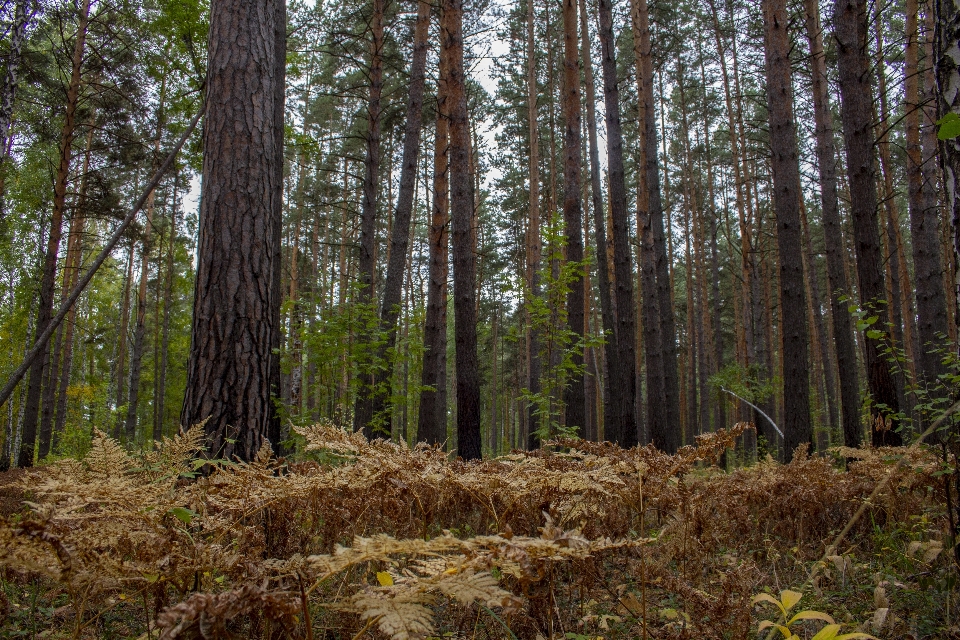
833,0,902,446
354,0,386,437
908,0,950,395
155,175,179,439
126,88,165,445
597,0,638,447
804,0,862,447
632,0,678,452
20,0,90,467
763,0,812,458
933,0,960,360
442,0,480,460
52,122,95,448
559,0,585,435
417,65,450,447
370,0,431,432
525,0,543,449
181,0,286,462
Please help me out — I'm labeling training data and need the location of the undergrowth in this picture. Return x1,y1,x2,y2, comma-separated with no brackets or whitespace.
0,422,956,639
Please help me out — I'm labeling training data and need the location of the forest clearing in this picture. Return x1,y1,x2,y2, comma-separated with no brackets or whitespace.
0,0,958,635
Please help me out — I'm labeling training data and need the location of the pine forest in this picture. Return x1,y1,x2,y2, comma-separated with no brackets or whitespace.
0,0,959,637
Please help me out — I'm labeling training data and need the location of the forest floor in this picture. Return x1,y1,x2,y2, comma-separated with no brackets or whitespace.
0,424,958,639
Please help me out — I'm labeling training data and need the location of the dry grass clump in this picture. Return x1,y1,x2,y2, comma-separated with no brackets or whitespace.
0,422,952,639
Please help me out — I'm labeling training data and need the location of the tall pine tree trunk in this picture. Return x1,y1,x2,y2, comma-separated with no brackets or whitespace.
525,0,543,448
633,0,678,452
181,0,285,462
908,0,950,395
804,0,862,447
834,0,902,446
417,64,450,447
371,0,431,431
763,0,812,458
20,0,91,467
354,0,385,437
442,0,481,460
597,0,638,447
579,0,616,444
559,0,585,435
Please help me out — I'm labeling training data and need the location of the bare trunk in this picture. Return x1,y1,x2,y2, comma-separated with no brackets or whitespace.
763,0,812,458
181,0,285,462
805,0,863,448
443,0,481,460
354,0,385,437
834,0,902,445
20,0,90,467
525,0,543,449
370,0,431,432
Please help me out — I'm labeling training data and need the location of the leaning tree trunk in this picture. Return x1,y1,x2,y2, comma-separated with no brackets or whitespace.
833,0,902,446
353,0,386,438
597,0,638,448
181,0,286,462
559,0,585,435
370,0,432,433
763,0,812,459
19,0,90,468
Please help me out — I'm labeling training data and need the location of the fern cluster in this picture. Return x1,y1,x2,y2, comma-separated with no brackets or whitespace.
0,423,948,638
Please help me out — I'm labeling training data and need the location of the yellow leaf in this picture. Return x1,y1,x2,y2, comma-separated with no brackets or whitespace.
810,624,842,640
780,590,803,612
788,610,836,626
376,571,394,586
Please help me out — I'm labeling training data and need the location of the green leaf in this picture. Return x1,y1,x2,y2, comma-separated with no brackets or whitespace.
937,113,960,139
168,507,198,524
866,329,883,340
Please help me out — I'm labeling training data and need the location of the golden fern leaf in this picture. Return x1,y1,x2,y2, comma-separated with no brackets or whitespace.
350,589,436,640
83,429,133,478
432,569,512,608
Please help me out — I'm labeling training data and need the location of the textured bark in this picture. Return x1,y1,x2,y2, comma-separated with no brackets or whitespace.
525,0,543,449
417,64,450,447
804,0,862,447
20,0,90,467
933,0,960,357
156,178,178,438
181,0,285,462
443,0,481,460
633,0,678,452
126,96,164,444
909,0,950,392
559,0,585,435
52,123,95,447
354,0,385,437
370,0,431,432
114,242,134,439
597,0,638,447
833,0,902,446
579,0,616,443
763,0,812,458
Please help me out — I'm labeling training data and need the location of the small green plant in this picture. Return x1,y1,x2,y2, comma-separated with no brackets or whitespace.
753,589,876,640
